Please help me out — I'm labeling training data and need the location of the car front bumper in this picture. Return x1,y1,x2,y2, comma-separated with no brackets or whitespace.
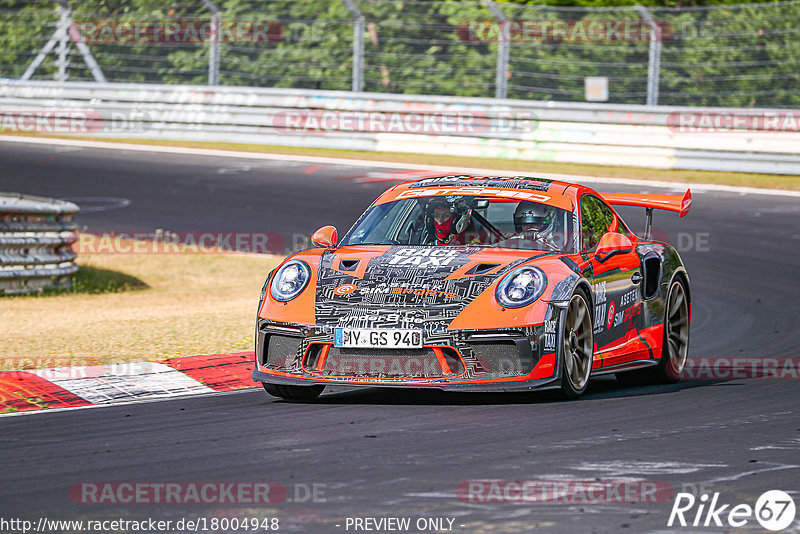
252,319,562,392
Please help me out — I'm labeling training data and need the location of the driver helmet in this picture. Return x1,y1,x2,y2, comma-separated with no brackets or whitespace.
430,199,455,244
514,201,555,234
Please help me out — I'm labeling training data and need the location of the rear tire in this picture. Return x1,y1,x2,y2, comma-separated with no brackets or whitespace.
558,290,594,400
616,278,690,386
656,279,690,382
262,382,324,400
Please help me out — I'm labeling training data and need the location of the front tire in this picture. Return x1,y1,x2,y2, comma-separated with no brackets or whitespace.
262,382,325,400
559,291,594,399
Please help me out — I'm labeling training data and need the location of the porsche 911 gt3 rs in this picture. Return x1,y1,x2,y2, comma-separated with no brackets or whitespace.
253,174,692,400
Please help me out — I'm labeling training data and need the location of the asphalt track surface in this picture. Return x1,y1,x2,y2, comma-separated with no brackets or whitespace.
1,140,799,533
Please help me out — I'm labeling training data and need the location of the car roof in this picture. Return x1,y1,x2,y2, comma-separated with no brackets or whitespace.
375,174,583,211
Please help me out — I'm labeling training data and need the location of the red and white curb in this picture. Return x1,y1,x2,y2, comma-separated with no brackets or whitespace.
0,352,256,415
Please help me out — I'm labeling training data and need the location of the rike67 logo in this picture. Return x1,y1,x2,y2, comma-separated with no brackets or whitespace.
669,490,796,531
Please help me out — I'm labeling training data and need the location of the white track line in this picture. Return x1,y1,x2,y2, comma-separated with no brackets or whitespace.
2,135,799,198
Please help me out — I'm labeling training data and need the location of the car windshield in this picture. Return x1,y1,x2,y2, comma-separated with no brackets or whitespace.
340,196,575,252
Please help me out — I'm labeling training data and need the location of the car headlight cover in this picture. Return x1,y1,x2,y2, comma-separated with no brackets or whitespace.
496,266,547,308
270,260,311,302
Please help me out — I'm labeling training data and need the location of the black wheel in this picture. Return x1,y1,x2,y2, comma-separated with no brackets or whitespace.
617,278,690,385
559,291,594,399
262,382,324,400
657,279,690,382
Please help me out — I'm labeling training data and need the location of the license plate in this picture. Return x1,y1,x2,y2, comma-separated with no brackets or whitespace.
334,328,423,349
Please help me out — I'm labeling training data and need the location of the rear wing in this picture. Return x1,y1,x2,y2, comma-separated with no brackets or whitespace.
600,189,692,217
600,189,692,239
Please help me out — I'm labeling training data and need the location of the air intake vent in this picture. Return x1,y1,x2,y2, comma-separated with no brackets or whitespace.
264,334,302,369
466,263,499,275
469,339,535,377
339,259,359,272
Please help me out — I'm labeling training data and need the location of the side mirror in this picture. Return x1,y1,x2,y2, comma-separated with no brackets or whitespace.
312,225,338,248
595,232,633,263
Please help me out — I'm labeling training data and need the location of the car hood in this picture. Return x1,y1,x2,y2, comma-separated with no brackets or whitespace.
315,245,550,309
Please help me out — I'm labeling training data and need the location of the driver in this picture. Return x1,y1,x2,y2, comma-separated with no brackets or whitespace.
428,198,482,245
512,201,558,249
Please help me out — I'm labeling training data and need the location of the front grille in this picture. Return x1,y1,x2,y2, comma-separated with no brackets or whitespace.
264,334,303,369
316,347,463,378
470,340,534,378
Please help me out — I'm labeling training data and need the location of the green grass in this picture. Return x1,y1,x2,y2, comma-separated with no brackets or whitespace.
55,266,148,295
2,266,149,298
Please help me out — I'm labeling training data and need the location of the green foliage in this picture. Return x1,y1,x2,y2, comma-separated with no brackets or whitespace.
0,0,797,107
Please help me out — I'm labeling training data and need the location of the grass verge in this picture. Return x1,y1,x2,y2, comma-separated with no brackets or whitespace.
0,240,280,370
50,265,148,295
3,132,799,191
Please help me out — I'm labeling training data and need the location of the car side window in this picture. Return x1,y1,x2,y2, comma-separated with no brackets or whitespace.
581,194,615,251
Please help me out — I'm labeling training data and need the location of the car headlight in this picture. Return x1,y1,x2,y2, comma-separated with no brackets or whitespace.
496,266,547,308
270,260,311,302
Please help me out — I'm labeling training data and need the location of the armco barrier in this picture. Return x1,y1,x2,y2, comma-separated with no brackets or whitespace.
1,81,800,174
0,193,79,295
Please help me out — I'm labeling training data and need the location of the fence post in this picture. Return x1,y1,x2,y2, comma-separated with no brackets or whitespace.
202,0,221,86
56,3,69,81
342,0,365,92
485,1,509,100
635,5,661,106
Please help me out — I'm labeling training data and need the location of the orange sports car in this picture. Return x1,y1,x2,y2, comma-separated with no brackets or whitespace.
253,175,692,400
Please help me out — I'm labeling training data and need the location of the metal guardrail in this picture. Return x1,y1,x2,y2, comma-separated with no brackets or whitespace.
0,192,79,295
1,81,800,174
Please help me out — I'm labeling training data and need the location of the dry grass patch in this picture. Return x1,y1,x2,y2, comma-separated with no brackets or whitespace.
0,241,280,369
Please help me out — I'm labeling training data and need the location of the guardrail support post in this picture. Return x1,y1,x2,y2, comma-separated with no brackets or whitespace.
635,5,661,106
202,0,221,86
485,1,509,100
343,0,365,92
22,0,106,83
56,3,69,81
